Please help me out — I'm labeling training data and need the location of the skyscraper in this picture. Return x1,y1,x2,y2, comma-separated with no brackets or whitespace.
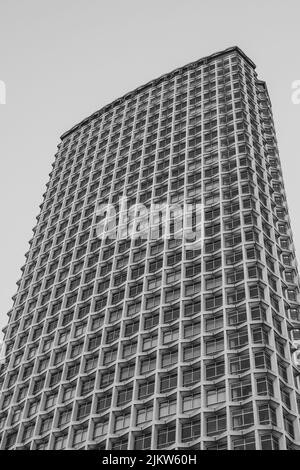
1,46,300,450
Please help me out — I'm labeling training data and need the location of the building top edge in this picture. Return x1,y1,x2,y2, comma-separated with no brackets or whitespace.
60,46,256,140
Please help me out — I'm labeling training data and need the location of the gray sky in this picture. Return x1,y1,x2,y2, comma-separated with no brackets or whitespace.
0,0,300,337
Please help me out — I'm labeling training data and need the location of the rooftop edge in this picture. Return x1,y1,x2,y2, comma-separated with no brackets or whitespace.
60,46,256,141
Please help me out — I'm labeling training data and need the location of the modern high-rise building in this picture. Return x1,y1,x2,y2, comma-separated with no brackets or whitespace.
1,46,300,451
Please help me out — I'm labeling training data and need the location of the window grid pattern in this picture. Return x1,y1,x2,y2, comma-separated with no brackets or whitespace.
1,46,300,450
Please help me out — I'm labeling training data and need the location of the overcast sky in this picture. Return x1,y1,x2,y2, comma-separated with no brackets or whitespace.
0,0,300,337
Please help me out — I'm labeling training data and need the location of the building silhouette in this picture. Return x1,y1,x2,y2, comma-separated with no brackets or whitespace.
1,46,300,450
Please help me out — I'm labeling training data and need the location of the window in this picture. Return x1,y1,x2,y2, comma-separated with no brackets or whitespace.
157,425,176,449
71,342,83,358
226,250,242,265
256,376,274,396
233,435,255,450
5,432,17,449
146,295,161,309
120,363,135,381
54,349,66,365
281,386,291,409
59,408,72,426
140,355,156,373
162,350,178,367
62,386,75,402
112,289,124,304
251,305,266,322
183,342,201,361
35,440,49,450
207,387,226,406
115,414,130,431
284,414,294,438
148,276,162,289
252,326,269,344
129,283,143,297
185,281,201,296
226,269,244,284
127,302,142,319
160,373,177,392
254,351,271,369
88,332,102,351
96,394,112,413
182,392,201,412
138,380,155,399
28,396,42,416
205,294,222,310
205,273,222,291
165,287,180,302
258,404,277,426
260,434,279,450
106,328,120,343
167,252,182,266
103,348,117,365
206,336,224,354
101,369,115,388
205,315,222,332
93,420,109,439
248,265,262,280
12,408,22,424
54,434,68,450
230,354,250,374
85,355,98,372
183,367,200,386
90,314,104,331
50,369,62,386
75,322,87,337
164,307,179,323
166,270,180,286
23,423,35,440
185,301,201,316
40,415,53,433
123,341,137,358
136,407,153,425
149,258,163,272
125,320,139,336
227,288,245,304
134,432,152,450
206,413,226,436
73,427,88,448
249,284,265,300
232,407,254,430
159,400,177,418
228,329,248,349
81,376,95,395
163,327,179,344
231,380,252,401
143,335,158,351
181,418,201,442
67,362,80,379
58,330,70,345
109,309,122,323
206,360,224,380
117,388,133,406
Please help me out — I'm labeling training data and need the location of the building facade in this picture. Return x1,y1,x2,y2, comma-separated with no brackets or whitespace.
1,47,300,450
